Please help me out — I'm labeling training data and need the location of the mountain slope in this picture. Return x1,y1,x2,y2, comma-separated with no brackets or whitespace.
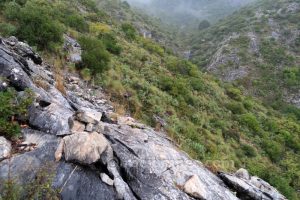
189,0,300,114
0,0,299,199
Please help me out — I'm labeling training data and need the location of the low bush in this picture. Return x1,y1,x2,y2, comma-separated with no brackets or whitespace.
226,102,246,114
239,113,261,133
121,23,137,41
0,23,16,37
0,88,33,138
241,144,257,157
99,33,122,55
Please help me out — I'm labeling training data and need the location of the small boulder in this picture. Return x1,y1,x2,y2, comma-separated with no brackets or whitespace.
235,168,250,180
0,137,12,160
183,175,208,200
76,110,102,124
100,173,114,186
86,123,94,132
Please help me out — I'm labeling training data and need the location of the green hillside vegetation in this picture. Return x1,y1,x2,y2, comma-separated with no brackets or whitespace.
0,0,299,199
189,0,300,118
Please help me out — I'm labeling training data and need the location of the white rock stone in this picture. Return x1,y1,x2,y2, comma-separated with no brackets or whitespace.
0,137,12,160
235,168,250,180
183,175,208,200
76,110,102,124
100,173,114,186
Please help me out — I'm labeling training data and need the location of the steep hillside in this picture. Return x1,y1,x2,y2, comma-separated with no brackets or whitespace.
0,0,299,199
189,0,300,114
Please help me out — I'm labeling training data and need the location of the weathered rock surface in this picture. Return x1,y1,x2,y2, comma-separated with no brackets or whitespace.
0,137,11,160
219,169,287,200
0,36,287,200
183,175,208,199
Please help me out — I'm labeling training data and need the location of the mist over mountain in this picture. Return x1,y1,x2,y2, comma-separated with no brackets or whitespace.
125,0,256,28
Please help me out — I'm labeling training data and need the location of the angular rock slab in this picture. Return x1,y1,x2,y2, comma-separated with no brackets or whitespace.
76,109,102,124
219,169,287,200
29,102,73,136
183,175,208,199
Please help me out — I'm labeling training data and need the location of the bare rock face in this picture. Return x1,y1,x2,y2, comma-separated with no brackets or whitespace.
0,137,11,160
219,169,287,200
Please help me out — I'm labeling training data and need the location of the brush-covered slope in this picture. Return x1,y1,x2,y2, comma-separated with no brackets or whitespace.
0,0,299,199
190,0,300,114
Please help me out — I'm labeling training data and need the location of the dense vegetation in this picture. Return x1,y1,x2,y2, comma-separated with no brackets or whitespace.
0,0,299,199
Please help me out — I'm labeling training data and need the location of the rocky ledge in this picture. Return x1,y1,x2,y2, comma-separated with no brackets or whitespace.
0,36,287,200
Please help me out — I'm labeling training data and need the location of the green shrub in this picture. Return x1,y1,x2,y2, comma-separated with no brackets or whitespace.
198,20,210,30
226,86,243,101
6,0,64,50
263,140,284,163
3,1,21,20
121,23,136,41
64,14,88,32
226,102,246,114
283,67,300,87
239,113,261,133
78,36,111,74
99,33,122,55
241,144,257,157
0,88,33,138
141,38,164,56
0,23,17,37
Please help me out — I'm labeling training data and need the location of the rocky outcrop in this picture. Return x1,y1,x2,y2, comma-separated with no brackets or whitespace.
0,36,287,200
63,35,82,64
219,168,287,200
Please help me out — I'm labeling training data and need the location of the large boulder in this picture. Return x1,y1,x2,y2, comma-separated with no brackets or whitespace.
55,131,109,165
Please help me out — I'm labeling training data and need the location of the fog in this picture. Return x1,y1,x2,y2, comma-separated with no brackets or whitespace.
125,0,255,27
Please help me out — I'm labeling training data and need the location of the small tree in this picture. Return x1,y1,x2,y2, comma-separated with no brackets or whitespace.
198,20,210,30
78,36,111,75
121,23,137,41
